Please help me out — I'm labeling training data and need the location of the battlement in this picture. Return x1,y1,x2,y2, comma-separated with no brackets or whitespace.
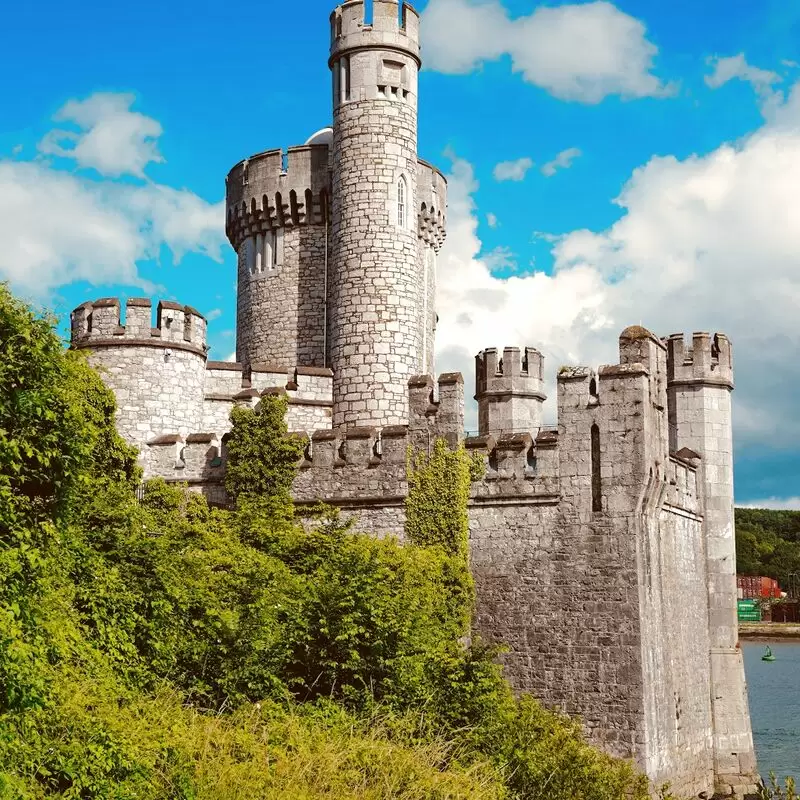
467,428,560,500
476,347,545,396
71,298,207,355
417,160,447,251
476,347,547,436
330,1,420,66
147,433,225,484
225,144,331,249
408,372,465,448
666,332,733,389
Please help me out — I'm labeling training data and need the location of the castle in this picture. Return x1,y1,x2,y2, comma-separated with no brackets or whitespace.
69,1,759,796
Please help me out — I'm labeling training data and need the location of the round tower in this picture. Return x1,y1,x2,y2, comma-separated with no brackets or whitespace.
328,0,426,428
70,297,208,451
226,144,331,369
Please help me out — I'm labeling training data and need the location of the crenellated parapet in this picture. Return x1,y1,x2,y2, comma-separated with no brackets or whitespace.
225,145,331,250
408,372,465,448
417,160,447,251
467,428,560,501
665,331,733,389
293,424,409,504
71,297,208,356
330,0,421,69
476,346,546,436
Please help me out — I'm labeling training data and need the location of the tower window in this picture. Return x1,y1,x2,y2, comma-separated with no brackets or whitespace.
340,56,351,103
397,176,407,228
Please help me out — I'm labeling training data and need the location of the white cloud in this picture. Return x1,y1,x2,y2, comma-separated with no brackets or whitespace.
206,308,223,322
225,351,237,363
38,93,164,178
0,93,226,296
493,156,534,182
422,0,672,103
738,498,800,511
541,147,582,177
705,54,782,115
486,212,499,228
435,80,800,447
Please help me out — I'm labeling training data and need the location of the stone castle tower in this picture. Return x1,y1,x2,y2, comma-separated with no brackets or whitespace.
70,1,758,796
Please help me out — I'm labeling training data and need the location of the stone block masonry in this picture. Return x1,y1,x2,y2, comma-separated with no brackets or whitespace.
67,1,757,796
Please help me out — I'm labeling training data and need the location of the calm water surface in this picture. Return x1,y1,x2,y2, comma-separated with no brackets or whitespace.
742,641,800,782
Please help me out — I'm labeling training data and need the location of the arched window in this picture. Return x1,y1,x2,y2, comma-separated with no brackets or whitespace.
397,176,407,228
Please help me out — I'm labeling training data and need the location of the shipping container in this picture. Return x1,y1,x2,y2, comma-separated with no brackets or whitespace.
737,598,762,622
737,575,781,599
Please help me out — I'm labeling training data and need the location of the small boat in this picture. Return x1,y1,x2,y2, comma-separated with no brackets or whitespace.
762,646,776,662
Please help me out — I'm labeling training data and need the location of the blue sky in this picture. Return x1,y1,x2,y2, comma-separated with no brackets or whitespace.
2,0,800,505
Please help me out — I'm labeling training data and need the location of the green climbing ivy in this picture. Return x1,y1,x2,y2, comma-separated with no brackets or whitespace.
405,438,482,556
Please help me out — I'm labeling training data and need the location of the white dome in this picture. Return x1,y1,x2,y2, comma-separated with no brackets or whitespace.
304,127,334,146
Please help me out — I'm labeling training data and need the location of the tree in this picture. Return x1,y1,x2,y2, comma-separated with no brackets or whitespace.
224,394,304,511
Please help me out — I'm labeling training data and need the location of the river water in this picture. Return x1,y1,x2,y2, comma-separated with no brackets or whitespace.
742,641,800,782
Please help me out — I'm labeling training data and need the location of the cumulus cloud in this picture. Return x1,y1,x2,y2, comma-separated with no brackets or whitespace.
38,93,164,178
493,157,534,181
486,212,499,228
422,0,672,103
705,54,783,114
541,147,582,177
738,498,800,510
206,308,223,322
435,80,800,446
0,93,225,295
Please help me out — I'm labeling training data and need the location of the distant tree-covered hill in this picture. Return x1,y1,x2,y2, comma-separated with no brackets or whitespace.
735,507,800,589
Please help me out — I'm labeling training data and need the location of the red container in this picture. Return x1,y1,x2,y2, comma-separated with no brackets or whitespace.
737,575,781,599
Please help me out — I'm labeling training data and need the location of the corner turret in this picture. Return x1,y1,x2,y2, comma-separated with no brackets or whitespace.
475,347,546,435
666,331,733,390
665,331,758,795
70,297,209,454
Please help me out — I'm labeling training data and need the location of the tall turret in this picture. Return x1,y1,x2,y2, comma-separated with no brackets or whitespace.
475,347,546,435
328,0,428,428
665,332,759,796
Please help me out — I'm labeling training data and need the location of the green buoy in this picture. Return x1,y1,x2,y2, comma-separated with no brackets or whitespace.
762,646,776,662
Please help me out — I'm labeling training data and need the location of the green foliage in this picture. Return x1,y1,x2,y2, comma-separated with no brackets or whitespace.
735,507,800,588
0,283,137,715
224,396,304,509
0,283,665,799
406,439,473,556
759,774,798,800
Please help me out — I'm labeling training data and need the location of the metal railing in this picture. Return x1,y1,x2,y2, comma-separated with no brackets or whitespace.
463,424,558,439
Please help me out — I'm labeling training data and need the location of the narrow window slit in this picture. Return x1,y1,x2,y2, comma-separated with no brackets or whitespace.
591,423,602,512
